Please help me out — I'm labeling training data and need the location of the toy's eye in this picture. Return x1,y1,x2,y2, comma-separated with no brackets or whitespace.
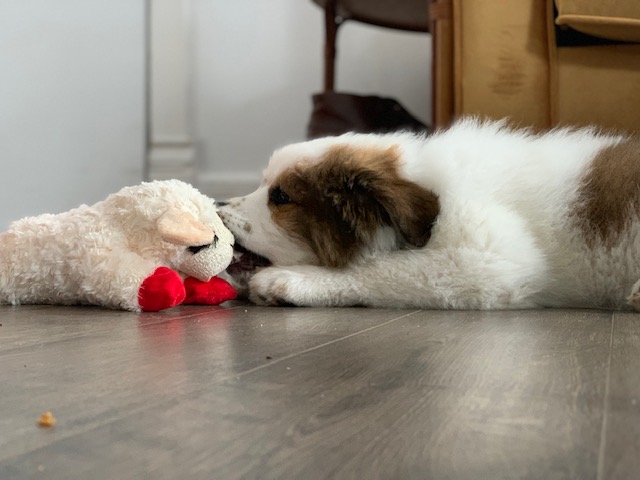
188,244,209,254
269,186,291,206
187,235,218,254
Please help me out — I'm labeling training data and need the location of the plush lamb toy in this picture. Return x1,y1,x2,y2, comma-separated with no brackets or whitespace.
0,179,237,312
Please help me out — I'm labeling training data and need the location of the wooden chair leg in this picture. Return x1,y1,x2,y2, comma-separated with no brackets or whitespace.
430,0,454,128
323,0,342,92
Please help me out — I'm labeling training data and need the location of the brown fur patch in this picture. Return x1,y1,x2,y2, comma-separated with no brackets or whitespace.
573,138,640,247
269,145,440,267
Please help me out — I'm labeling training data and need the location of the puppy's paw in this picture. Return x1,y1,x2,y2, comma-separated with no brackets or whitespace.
249,266,338,307
249,267,299,306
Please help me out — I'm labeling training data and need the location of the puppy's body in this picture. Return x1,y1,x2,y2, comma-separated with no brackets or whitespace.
219,118,640,310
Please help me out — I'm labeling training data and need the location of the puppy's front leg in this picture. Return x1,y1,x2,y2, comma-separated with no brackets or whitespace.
249,248,545,309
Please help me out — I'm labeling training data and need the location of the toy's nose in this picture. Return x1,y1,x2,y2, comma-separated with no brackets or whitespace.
187,235,219,254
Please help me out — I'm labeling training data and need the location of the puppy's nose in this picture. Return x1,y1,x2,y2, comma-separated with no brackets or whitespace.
216,200,229,207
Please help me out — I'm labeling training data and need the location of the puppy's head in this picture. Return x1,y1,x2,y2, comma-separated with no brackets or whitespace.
219,136,440,268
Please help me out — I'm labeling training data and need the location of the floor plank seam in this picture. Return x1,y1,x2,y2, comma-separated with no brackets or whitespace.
229,310,422,381
596,313,615,480
138,305,249,324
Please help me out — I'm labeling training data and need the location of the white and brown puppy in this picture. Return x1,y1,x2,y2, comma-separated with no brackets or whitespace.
219,118,640,310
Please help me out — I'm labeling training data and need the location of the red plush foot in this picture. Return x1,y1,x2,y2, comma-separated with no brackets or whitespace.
138,267,186,312
183,276,237,305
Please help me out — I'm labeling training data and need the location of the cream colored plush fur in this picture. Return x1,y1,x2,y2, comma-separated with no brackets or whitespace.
0,180,234,311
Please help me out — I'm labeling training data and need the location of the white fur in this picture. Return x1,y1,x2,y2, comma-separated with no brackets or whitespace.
0,180,234,311
219,118,640,310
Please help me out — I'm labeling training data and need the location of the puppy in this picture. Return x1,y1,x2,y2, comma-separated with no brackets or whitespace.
219,118,640,310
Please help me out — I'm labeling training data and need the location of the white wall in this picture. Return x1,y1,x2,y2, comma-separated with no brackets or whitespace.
0,0,431,228
191,0,431,196
0,0,145,230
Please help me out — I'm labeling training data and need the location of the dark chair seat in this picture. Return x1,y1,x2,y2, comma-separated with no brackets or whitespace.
311,0,429,32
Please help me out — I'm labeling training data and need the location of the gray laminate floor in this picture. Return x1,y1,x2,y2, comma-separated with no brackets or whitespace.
0,303,638,479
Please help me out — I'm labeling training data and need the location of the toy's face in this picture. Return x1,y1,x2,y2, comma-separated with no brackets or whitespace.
174,211,235,281
105,179,236,281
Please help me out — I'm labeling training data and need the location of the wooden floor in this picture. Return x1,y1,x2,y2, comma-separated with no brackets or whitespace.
0,303,639,479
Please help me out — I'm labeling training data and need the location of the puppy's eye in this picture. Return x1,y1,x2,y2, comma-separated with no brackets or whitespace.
269,186,291,206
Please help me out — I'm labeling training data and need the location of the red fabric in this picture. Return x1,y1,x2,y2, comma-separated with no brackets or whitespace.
183,276,237,305
138,267,186,312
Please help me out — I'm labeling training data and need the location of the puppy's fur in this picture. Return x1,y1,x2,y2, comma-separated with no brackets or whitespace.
219,118,640,310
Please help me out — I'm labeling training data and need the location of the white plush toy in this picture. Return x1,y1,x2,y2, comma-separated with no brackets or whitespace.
0,179,237,312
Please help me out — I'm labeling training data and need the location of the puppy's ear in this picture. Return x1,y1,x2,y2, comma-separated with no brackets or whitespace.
324,146,440,248
157,208,214,246
372,176,440,248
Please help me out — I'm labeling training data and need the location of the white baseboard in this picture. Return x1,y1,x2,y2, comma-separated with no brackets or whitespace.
147,140,195,182
195,171,261,200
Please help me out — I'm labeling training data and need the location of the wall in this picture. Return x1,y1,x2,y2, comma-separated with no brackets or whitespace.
0,0,432,228
191,0,431,197
0,0,145,230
